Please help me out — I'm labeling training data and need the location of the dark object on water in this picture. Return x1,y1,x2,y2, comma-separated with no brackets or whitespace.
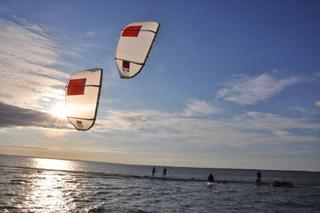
152,166,156,176
162,167,167,177
273,181,293,188
256,170,262,183
208,173,214,183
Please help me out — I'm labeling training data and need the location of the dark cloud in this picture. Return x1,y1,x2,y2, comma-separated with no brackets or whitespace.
0,101,68,129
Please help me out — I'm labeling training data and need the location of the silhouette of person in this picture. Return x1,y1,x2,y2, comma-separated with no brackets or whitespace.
256,171,262,183
162,167,167,177
208,173,214,183
152,166,156,176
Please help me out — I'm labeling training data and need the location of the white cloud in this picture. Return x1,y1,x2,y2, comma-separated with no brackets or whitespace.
85,31,95,37
183,100,220,116
316,101,320,108
95,102,320,146
273,130,289,137
0,18,69,110
216,73,303,105
99,111,147,131
41,128,70,137
232,111,320,131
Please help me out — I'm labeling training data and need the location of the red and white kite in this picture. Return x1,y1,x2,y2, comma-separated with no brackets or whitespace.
115,21,160,79
65,68,103,131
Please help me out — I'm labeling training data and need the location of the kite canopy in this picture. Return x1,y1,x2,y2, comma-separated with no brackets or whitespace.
115,21,160,79
65,68,103,131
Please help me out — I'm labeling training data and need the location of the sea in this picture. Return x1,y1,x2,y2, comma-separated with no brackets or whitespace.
0,154,319,212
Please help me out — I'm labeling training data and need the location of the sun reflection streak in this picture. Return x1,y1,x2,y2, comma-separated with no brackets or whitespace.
24,158,78,212
33,158,74,171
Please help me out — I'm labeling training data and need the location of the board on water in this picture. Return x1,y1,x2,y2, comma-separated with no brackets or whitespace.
65,68,103,131
115,21,160,79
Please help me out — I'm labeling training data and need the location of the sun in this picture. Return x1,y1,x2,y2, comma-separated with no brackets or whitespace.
49,103,67,119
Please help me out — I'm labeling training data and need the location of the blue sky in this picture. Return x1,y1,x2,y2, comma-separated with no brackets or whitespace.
0,0,319,171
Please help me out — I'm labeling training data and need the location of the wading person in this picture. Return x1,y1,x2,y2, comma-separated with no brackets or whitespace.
152,166,156,176
208,173,214,183
256,170,262,183
162,167,167,177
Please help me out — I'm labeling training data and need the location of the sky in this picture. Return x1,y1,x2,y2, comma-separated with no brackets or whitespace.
0,0,319,171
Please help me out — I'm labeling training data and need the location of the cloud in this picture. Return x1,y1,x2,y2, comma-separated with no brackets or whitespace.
216,73,303,105
273,130,289,137
183,100,220,116
0,18,69,110
0,101,68,129
95,102,320,146
316,101,320,108
233,111,320,131
85,31,95,37
98,111,147,131
41,128,69,137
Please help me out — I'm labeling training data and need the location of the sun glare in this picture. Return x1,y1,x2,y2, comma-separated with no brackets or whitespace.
50,103,67,119
33,158,73,171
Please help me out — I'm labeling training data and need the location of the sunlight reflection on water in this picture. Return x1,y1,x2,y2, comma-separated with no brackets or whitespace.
23,158,79,211
32,158,75,171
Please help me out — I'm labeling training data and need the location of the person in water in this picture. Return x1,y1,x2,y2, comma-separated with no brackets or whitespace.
256,170,262,183
208,173,214,183
162,167,167,177
152,166,156,176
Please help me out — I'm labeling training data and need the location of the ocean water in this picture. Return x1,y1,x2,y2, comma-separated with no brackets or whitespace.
0,155,319,212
